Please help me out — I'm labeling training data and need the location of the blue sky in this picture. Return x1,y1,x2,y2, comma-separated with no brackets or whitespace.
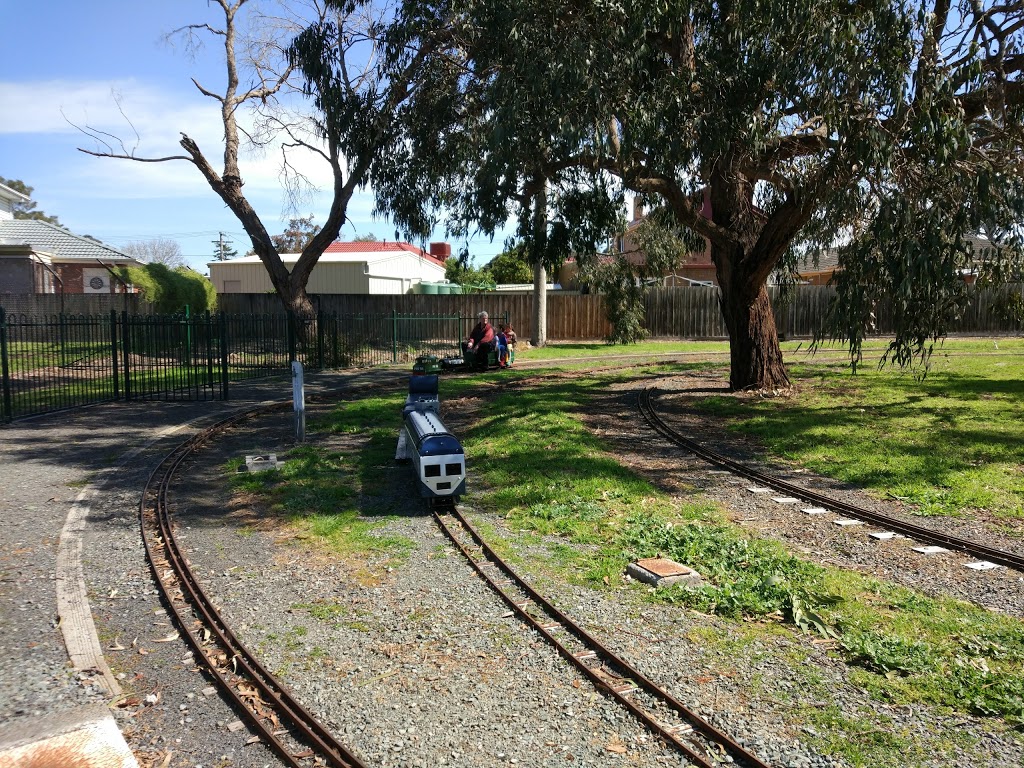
0,1,509,273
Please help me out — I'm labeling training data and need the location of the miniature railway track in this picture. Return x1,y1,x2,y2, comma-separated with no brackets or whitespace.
433,501,772,768
638,386,1024,573
140,403,369,768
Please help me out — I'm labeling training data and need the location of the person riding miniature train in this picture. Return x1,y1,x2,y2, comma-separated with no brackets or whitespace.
495,322,516,368
462,311,495,371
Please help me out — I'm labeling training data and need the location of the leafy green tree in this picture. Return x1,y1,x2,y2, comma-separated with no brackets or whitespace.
487,245,534,284
381,0,1024,389
270,215,320,253
0,177,61,225
444,256,492,288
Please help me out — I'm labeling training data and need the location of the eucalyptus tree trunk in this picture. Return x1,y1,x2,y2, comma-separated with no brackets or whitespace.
707,167,791,392
532,261,547,347
713,239,790,391
530,181,548,348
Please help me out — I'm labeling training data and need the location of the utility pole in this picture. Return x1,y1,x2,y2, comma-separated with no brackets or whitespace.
212,232,232,261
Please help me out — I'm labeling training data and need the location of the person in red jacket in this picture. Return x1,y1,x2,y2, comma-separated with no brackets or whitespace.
463,311,495,371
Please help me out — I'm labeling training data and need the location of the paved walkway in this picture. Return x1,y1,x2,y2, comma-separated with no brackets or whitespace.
0,369,391,765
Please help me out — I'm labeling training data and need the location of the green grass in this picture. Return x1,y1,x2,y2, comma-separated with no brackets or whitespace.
228,392,415,559
246,345,1024,765
690,339,1024,520
444,367,1024,734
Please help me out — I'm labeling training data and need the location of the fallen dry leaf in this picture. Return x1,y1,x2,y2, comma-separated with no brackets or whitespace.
605,743,627,755
152,632,179,643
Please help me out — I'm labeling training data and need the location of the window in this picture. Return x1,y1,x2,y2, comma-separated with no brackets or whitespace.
424,464,441,477
445,462,463,476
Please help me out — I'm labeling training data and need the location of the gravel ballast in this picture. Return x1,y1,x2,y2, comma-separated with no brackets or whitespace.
2,364,1022,768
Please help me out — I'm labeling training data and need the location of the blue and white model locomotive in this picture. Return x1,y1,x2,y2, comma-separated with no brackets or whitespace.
397,376,466,501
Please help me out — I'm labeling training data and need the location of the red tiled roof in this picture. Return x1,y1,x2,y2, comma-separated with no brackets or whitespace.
324,241,446,267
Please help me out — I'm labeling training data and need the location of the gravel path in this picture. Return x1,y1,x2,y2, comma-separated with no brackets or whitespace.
2,361,1023,768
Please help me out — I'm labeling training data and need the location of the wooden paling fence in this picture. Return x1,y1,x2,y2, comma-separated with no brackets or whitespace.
7,283,1019,345
217,283,1024,340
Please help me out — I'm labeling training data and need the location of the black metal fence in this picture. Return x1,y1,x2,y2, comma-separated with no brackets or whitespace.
0,308,506,424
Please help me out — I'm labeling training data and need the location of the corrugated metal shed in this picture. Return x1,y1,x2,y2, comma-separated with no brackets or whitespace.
209,242,447,295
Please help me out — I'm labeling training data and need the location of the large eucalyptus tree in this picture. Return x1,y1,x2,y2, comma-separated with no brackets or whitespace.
377,0,1024,388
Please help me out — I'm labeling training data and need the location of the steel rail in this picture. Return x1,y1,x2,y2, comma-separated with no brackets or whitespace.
139,404,369,768
434,502,772,768
638,387,1024,572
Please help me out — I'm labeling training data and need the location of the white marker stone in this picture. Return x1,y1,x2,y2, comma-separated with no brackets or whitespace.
801,507,829,515
869,531,897,540
965,561,1000,571
747,487,772,494
833,519,862,527
912,546,950,555
771,497,801,504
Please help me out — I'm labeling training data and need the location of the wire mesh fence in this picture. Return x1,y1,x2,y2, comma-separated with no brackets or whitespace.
0,308,506,423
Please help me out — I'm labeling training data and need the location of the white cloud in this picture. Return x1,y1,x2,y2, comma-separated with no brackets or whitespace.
3,77,340,206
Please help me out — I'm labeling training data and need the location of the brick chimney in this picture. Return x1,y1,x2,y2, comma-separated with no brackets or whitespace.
632,198,644,222
429,242,452,259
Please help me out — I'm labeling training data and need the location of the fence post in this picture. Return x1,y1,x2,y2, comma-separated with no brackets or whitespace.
392,309,398,363
0,307,12,423
316,307,324,370
110,309,120,401
121,310,133,401
204,312,214,394
219,312,230,401
287,311,297,364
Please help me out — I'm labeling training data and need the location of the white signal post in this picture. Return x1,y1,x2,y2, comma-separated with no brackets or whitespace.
292,361,305,442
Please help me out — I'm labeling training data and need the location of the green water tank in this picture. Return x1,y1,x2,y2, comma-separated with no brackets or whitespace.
420,282,438,295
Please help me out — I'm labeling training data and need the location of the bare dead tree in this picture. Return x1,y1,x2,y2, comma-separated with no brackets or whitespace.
75,0,406,325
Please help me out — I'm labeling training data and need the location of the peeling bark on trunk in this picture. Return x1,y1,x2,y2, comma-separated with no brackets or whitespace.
718,281,790,391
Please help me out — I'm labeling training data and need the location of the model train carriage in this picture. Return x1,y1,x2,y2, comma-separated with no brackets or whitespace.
403,410,466,499
403,374,440,417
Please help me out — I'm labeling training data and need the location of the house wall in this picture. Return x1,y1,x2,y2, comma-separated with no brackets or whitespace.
51,264,130,294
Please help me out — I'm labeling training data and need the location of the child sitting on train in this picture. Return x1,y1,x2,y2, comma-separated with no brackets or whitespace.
496,323,516,368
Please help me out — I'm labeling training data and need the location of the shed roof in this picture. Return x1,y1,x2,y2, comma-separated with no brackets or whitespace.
0,219,137,263
211,241,446,268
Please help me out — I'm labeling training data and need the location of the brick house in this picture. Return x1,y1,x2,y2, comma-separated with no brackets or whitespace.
557,195,719,290
0,215,141,295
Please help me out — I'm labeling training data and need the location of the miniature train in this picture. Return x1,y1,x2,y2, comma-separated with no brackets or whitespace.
412,337,515,375
396,375,466,502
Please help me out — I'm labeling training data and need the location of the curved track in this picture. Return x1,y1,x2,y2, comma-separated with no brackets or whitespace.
140,403,368,768
135,380,781,767
638,386,1024,572
434,502,772,768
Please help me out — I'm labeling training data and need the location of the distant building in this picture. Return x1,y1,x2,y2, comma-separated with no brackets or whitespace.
557,196,719,290
0,216,141,295
209,241,450,295
788,234,999,286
